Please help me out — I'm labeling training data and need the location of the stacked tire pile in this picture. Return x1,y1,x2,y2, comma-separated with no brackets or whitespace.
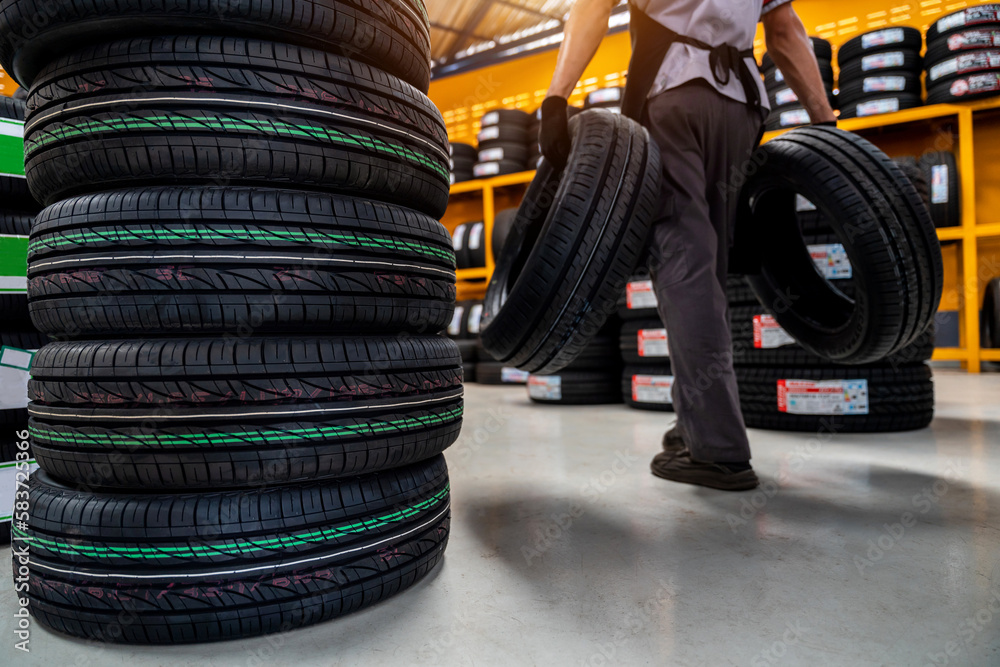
837,27,923,119
450,142,477,183
3,0,460,643
0,96,44,542
452,220,488,270
474,109,530,179
762,37,834,132
924,5,1000,105
617,274,675,412
918,152,960,228
584,86,624,114
447,299,484,382
527,324,623,405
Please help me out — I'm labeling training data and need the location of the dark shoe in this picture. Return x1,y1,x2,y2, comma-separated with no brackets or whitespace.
662,425,685,454
650,450,759,491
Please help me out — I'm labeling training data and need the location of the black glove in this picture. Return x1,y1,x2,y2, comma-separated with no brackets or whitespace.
813,120,837,128
539,96,571,171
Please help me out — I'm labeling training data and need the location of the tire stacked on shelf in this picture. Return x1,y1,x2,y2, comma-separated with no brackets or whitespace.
918,152,961,228
446,299,483,382
475,108,530,179
451,221,488,270
762,37,834,132
527,329,623,405
3,0,458,643
924,5,1000,104
450,142,477,184
617,273,676,412
837,27,924,119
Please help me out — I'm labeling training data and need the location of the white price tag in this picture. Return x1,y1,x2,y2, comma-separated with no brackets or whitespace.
638,329,669,358
589,88,622,104
453,224,466,251
467,304,484,334
780,109,810,127
775,69,785,83
752,315,796,349
478,126,500,142
795,195,817,212
632,375,674,404
447,306,464,337
931,164,950,204
478,147,505,162
774,88,798,106
481,111,499,126
528,375,562,400
856,98,900,117
862,28,905,49
808,243,853,279
467,223,483,250
626,280,658,310
778,379,870,415
862,51,905,71
473,162,501,177
863,75,906,92
501,367,530,384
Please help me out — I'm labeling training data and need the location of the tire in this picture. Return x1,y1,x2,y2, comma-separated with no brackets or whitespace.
23,37,449,215
492,208,518,261
478,125,528,145
527,370,622,405
765,106,811,132
919,152,961,228
450,156,475,172
27,187,456,337
765,61,834,89
737,364,934,433
622,363,675,412
727,274,759,306
27,336,463,489
927,6,1000,43
618,273,660,319
480,109,531,127
478,142,528,163
464,221,487,268
982,277,1000,348
474,361,530,385
894,156,931,215
761,38,831,70
927,71,1000,104
926,50,1000,87
456,338,477,363
16,455,449,644
445,300,473,339
838,51,922,80
837,27,922,66
0,96,32,206
738,126,942,363
450,142,478,161
0,0,431,92
0,328,48,349
836,73,922,108
463,361,476,383
480,110,661,373
925,28,1000,65
562,333,621,371
451,169,475,184
838,94,923,120
619,319,669,364
452,223,472,270
473,160,526,179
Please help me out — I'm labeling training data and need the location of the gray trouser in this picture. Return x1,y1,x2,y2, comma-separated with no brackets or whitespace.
643,81,762,462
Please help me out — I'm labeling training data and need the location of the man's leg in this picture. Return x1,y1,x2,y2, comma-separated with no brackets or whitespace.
643,82,762,475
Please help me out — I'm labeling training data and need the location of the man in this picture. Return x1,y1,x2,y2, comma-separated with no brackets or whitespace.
539,0,836,491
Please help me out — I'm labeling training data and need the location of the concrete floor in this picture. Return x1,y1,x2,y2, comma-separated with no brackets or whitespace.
2,367,999,666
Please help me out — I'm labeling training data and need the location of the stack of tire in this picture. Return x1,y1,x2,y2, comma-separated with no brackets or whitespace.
447,299,483,382
617,273,675,412
527,324,623,405
762,37,834,132
918,152,961,228
3,0,459,644
451,142,477,183
837,27,923,119
730,174,935,433
924,5,1000,105
475,108,530,179
0,96,44,543
526,104,582,170
584,86,624,114
452,220,488,269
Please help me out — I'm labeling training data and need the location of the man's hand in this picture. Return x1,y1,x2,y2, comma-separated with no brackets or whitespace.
540,96,571,171
762,4,837,124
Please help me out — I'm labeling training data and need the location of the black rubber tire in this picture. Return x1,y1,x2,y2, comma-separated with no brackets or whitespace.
838,27,922,66
27,336,463,489
480,110,661,373
477,142,528,163
738,126,942,364
455,339,478,365
0,328,48,349
765,61,834,90
919,152,961,228
473,160,527,179
463,221,487,268
561,333,621,371
473,361,529,385
477,125,528,145
926,50,1000,87
737,364,934,433
527,370,622,405
894,156,932,215
450,142,478,161
927,6,1000,43
982,277,1000,348
621,363,675,412
837,73,923,109
445,300,474,339
0,96,32,205
761,38,831,71
26,187,456,337
16,455,449,644
450,156,475,172
480,109,531,127
925,28,1000,65
584,87,624,108
765,106,812,132
838,51,922,81
838,94,923,120
492,208,518,261
23,37,448,216
927,71,1000,104
462,361,476,383
619,319,669,364
451,169,475,184
727,274,759,306
452,223,473,270
0,0,431,92
617,273,660,320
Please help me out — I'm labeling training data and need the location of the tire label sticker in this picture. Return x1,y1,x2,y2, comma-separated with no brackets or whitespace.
949,72,1000,96
638,329,669,357
478,147,505,162
775,88,798,105
633,374,674,404
947,30,1000,52
589,88,622,104
467,303,484,334
862,51,904,71
481,111,500,126
0,118,25,179
452,225,466,251
938,8,1000,34
795,195,817,211
528,375,562,400
856,98,900,117
808,243,853,279
929,51,1000,82
626,280,658,309
863,75,906,92
0,458,39,523
863,28,905,49
501,367,530,383
467,223,484,250
474,162,501,177
931,164,950,204
777,379,870,415
775,68,785,83
780,109,811,127
0,346,34,410
447,306,464,336
0,235,28,292
478,126,500,142
752,315,796,349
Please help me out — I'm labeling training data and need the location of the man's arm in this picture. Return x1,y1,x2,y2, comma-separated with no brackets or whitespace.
762,3,836,124
546,0,618,98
